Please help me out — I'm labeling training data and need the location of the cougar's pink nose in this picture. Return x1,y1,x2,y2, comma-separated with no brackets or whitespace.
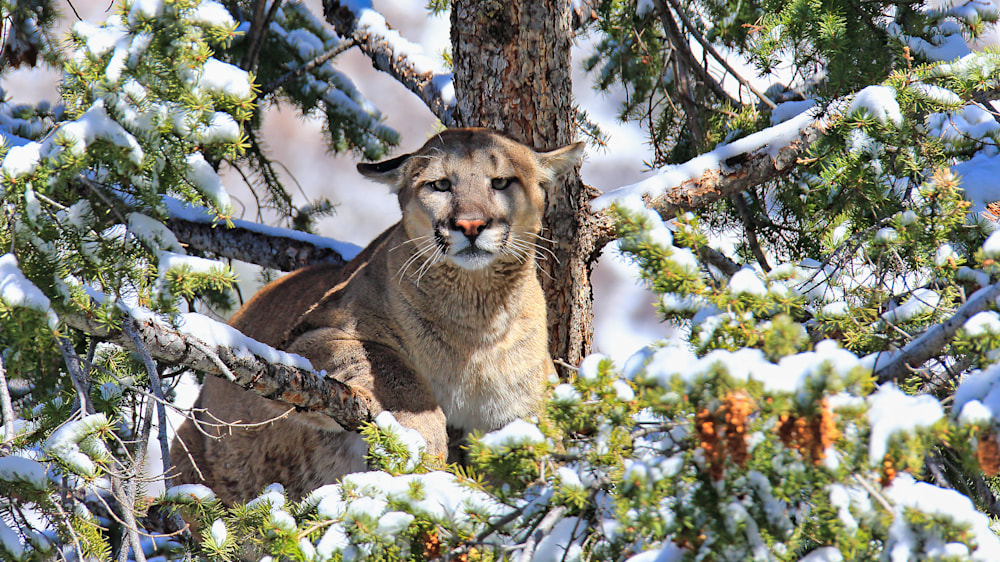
454,219,487,237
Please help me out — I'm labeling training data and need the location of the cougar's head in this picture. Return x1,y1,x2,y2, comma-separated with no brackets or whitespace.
358,128,584,271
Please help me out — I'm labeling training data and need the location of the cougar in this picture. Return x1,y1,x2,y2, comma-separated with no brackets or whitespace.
171,128,584,504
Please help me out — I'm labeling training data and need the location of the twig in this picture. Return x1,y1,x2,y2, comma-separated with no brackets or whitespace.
122,321,187,540
658,0,776,109
56,336,92,415
695,244,741,278
52,501,85,562
242,0,283,72
851,473,892,513
111,476,147,562
0,355,15,445
259,39,356,97
516,506,567,562
325,1,456,126
875,281,1000,383
731,193,770,271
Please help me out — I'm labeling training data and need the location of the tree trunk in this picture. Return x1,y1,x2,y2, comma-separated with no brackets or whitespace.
451,0,603,371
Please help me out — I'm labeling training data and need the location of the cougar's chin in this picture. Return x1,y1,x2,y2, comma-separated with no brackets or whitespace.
448,245,497,270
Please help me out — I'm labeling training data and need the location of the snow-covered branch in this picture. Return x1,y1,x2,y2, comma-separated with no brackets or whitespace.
166,199,362,272
325,0,456,126
592,107,828,218
874,282,1000,384
62,306,378,431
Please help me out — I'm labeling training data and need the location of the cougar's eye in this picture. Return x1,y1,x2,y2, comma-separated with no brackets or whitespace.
427,178,451,192
491,177,515,190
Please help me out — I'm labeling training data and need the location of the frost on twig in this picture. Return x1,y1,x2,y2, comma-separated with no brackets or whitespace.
62,305,378,431
325,0,456,126
875,282,1000,384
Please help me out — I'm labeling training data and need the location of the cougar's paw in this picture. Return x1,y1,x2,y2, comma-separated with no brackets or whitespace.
393,407,448,460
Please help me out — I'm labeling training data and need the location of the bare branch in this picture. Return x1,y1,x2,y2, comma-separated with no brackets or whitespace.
56,336,92,415
875,282,1000,384
242,0,284,72
62,307,378,432
731,193,770,271
122,322,174,486
658,0,776,109
653,1,740,110
0,355,15,445
324,0,456,126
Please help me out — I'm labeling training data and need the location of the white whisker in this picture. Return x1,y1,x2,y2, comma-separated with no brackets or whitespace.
526,231,558,245
413,247,444,286
508,234,560,265
389,235,432,253
395,239,438,283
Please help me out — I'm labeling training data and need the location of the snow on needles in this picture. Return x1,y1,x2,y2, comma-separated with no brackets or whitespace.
0,456,48,490
633,339,864,403
0,253,59,330
373,411,426,471
43,413,111,478
188,0,236,29
953,364,1000,426
866,385,943,465
1,101,143,182
197,58,253,99
885,474,1000,560
479,418,546,450
847,85,903,126
185,152,232,210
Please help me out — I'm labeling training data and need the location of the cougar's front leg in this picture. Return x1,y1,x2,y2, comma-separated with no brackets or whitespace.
289,332,448,460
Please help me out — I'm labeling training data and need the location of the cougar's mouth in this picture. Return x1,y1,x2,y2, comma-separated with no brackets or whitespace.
439,223,509,271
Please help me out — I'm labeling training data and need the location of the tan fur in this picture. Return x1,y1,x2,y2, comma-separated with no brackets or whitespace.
171,129,584,504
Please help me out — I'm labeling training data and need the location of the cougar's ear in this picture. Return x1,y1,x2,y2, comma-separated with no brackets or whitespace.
536,141,585,184
357,152,412,192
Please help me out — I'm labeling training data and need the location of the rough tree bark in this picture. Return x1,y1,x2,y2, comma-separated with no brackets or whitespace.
451,0,608,371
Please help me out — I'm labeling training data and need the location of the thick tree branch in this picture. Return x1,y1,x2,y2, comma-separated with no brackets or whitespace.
593,111,828,222
165,198,360,271
62,307,378,431
875,282,1000,384
647,119,825,216
166,216,355,272
324,0,456,126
